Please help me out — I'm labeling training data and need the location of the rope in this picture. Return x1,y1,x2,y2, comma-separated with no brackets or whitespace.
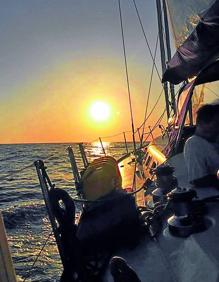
118,0,136,152
129,185,144,195
23,231,53,282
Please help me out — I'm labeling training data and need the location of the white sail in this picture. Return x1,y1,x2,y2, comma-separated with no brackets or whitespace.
164,0,219,115
166,0,214,47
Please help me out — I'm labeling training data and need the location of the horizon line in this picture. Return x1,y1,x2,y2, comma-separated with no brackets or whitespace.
0,140,135,145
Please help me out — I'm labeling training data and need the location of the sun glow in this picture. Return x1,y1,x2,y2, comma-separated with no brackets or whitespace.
90,101,111,122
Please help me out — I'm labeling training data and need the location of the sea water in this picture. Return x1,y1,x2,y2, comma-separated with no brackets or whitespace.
0,142,131,281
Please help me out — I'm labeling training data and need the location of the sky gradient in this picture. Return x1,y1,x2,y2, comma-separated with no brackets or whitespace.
0,0,166,144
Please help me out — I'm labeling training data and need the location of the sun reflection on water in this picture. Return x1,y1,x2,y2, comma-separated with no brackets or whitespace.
89,141,110,157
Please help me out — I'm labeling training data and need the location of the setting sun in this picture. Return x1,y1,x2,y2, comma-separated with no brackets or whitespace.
90,101,111,122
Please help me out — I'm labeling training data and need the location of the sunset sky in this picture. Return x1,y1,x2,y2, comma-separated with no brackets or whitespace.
0,0,168,144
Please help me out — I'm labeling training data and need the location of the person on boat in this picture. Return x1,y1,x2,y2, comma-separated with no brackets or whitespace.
184,103,219,187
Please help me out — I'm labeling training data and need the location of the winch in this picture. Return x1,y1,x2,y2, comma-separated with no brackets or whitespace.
167,187,207,237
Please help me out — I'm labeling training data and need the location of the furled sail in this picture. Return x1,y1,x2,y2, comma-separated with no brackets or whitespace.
163,0,219,84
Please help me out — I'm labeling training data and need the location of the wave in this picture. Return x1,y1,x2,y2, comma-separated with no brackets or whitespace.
2,203,47,229
0,155,18,162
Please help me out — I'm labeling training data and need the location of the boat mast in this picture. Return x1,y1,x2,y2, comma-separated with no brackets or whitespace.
162,0,176,114
156,0,170,120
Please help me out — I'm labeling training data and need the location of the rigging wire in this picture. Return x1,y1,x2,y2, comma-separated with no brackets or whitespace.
141,34,159,145
131,0,167,141
100,130,131,140
144,111,166,143
132,0,162,82
89,137,101,144
141,86,182,146
131,0,184,141
23,231,53,282
0,162,34,181
140,85,182,146
137,88,164,131
0,152,64,181
89,130,131,144
142,108,166,145
92,0,177,148
117,0,136,153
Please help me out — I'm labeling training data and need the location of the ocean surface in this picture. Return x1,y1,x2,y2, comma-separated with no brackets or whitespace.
0,142,132,282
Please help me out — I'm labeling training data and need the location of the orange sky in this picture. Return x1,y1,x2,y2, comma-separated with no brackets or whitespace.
0,1,168,144
1,56,165,144
2,1,219,144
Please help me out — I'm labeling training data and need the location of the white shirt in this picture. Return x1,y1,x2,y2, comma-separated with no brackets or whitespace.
184,135,219,183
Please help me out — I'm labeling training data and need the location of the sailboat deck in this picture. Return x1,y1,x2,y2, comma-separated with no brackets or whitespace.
104,194,219,282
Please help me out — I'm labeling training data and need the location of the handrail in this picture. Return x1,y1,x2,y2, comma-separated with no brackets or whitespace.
99,137,106,156
78,143,89,168
67,146,81,185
